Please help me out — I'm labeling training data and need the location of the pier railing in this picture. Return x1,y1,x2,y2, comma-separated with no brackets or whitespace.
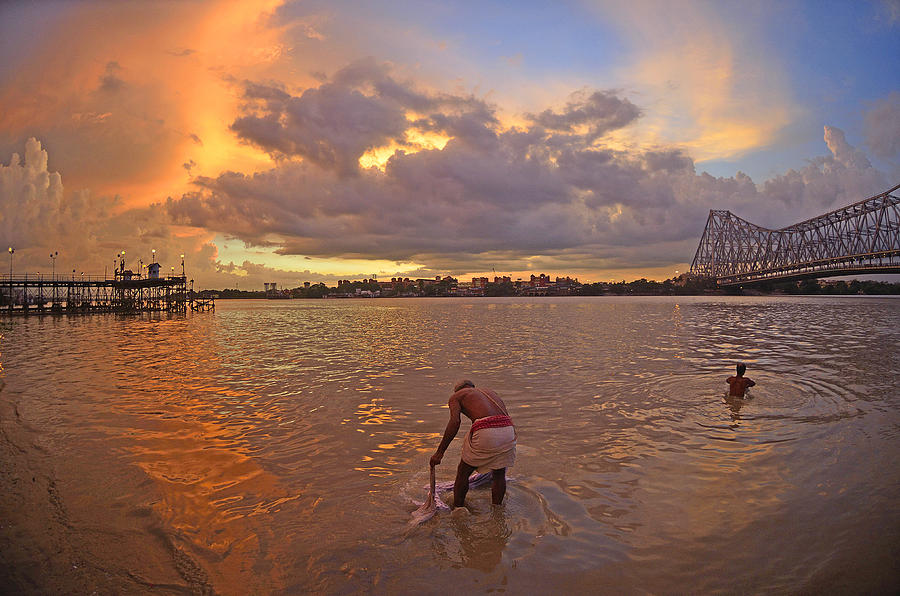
1,274,213,315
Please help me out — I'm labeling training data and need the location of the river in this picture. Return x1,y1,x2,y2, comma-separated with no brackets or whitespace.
0,296,898,594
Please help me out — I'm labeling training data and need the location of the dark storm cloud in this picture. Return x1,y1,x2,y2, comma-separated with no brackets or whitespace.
528,90,641,140
99,61,126,93
232,83,407,176
230,58,497,176
168,61,893,275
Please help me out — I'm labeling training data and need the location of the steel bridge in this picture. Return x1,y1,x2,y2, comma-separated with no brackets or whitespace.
689,183,900,286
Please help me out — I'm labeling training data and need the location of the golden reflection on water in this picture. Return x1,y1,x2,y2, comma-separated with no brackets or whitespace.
0,297,898,594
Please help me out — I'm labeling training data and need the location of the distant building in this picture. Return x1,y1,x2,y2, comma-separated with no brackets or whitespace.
530,274,551,287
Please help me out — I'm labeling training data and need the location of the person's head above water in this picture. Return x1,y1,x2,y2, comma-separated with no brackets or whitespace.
453,379,475,392
736,363,747,377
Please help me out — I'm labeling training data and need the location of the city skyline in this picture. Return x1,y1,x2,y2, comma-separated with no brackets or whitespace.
1,0,899,288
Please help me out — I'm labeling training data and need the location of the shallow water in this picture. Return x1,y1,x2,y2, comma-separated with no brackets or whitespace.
1,296,898,593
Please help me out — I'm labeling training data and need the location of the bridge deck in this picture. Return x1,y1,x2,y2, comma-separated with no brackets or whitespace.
690,183,900,285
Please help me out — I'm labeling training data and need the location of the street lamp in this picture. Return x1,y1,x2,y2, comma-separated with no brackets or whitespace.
151,249,156,264
180,254,185,277
50,251,58,279
7,247,13,310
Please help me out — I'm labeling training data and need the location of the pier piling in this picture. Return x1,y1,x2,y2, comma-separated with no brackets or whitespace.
1,273,213,315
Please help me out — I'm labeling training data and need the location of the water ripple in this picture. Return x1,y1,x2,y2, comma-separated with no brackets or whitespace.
0,296,897,593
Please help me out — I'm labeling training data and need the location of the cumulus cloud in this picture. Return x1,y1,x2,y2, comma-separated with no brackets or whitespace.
6,39,894,287
230,57,497,176
214,259,357,288
1,138,63,249
758,126,888,227
528,90,641,140
1,138,216,282
166,58,897,279
3,71,875,287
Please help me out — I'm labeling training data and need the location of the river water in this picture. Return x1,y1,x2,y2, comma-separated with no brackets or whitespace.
0,296,898,594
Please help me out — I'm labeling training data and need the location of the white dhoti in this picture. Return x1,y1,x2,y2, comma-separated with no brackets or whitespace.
461,417,517,473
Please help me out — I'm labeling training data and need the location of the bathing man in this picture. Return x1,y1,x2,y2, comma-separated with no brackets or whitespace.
430,380,516,507
727,363,756,397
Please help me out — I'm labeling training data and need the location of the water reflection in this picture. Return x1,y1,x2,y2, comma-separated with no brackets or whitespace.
724,394,746,421
0,297,898,593
449,509,511,572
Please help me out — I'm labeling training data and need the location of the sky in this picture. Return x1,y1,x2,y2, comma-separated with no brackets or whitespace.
1,0,898,289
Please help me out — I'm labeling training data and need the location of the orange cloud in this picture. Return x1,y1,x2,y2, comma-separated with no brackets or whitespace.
0,0,289,208
587,0,796,161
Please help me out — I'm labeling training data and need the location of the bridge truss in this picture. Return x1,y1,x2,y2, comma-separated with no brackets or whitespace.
690,183,900,285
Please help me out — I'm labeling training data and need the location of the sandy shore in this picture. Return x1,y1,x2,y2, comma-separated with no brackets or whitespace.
0,386,212,595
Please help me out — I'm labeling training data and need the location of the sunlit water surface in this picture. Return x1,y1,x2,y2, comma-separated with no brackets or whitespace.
1,297,898,594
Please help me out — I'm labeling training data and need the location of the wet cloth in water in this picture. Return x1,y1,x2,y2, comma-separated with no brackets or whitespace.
461,415,516,473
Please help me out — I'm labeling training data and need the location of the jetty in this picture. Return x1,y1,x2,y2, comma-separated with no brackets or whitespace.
2,264,213,316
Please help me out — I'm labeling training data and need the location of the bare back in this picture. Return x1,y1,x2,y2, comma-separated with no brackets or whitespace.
727,375,755,397
453,387,509,421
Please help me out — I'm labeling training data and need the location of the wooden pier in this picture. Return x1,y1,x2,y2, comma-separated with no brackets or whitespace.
1,273,214,315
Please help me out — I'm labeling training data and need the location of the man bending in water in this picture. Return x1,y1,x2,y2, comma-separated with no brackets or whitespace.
727,363,756,397
430,380,516,507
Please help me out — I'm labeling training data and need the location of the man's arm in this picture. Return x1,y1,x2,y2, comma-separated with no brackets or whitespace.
746,378,756,387
430,394,462,467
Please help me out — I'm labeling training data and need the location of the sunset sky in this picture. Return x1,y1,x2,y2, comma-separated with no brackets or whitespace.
1,0,898,288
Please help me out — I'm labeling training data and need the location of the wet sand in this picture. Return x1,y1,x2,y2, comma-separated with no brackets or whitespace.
0,393,212,594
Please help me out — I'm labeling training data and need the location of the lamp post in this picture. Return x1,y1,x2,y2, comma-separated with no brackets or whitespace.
7,247,12,310
181,254,185,277
51,251,59,305
151,249,156,264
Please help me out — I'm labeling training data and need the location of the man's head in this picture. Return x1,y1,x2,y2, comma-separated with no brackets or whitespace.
453,379,475,392
736,363,747,376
